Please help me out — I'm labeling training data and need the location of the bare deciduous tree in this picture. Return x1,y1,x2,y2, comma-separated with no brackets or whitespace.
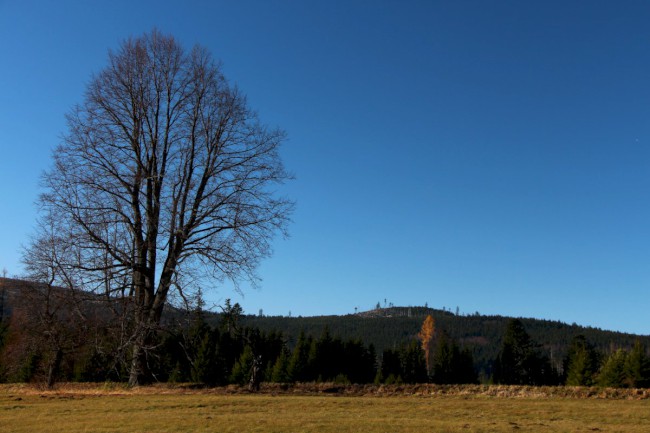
29,30,292,385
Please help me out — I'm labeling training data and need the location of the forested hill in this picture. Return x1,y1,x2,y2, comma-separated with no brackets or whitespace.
2,277,648,379
233,306,650,377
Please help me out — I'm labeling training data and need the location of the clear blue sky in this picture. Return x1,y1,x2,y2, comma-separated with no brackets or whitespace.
1,0,649,334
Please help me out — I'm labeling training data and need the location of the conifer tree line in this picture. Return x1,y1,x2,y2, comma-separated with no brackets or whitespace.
1,288,650,388
492,319,650,387
0,301,469,386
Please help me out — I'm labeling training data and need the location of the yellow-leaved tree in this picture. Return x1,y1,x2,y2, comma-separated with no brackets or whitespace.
418,315,436,375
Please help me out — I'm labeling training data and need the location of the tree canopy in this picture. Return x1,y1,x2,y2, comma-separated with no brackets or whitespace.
24,30,293,385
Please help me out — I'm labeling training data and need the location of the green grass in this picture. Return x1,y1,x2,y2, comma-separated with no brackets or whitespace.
2,385,650,432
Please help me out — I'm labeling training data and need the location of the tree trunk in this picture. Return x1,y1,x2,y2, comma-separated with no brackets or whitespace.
128,343,143,386
128,317,156,386
248,354,262,392
46,348,63,389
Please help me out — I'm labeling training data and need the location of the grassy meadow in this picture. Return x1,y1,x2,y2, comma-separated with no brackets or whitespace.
2,384,650,432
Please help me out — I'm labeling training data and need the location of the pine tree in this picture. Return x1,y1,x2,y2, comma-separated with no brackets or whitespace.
307,327,346,382
598,349,628,388
230,346,253,385
270,349,290,383
493,319,532,384
400,340,427,384
457,347,478,384
287,331,311,382
431,331,477,384
625,340,650,388
380,348,402,383
191,330,219,385
182,305,229,385
564,335,599,386
342,339,376,384
493,319,554,385
431,331,455,384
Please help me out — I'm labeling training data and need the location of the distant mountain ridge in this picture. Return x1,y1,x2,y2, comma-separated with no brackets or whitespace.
235,305,650,378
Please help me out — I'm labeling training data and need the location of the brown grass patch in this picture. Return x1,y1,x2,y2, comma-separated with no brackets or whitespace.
3,382,649,399
2,384,650,433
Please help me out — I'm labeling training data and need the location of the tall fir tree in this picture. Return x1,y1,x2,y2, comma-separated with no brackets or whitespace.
400,340,428,384
625,340,650,388
597,349,628,388
493,319,556,385
270,349,290,383
287,331,311,382
379,348,402,384
564,335,600,386
230,346,254,385
431,331,477,384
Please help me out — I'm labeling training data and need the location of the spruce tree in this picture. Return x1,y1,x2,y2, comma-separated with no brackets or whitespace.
493,319,532,384
431,331,455,384
431,331,477,384
400,340,427,384
230,346,254,385
191,332,216,384
270,349,290,383
598,349,627,388
493,319,554,385
625,340,650,388
564,335,599,386
287,331,311,382
380,348,402,383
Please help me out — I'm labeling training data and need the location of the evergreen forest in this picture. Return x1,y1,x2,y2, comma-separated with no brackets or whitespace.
1,278,649,389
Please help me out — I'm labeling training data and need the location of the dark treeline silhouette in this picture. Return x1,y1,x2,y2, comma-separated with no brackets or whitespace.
1,279,649,388
0,296,380,386
491,319,650,387
492,318,559,385
0,288,477,386
241,306,650,381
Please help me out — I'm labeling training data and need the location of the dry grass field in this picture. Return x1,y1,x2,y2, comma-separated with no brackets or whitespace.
2,384,650,432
